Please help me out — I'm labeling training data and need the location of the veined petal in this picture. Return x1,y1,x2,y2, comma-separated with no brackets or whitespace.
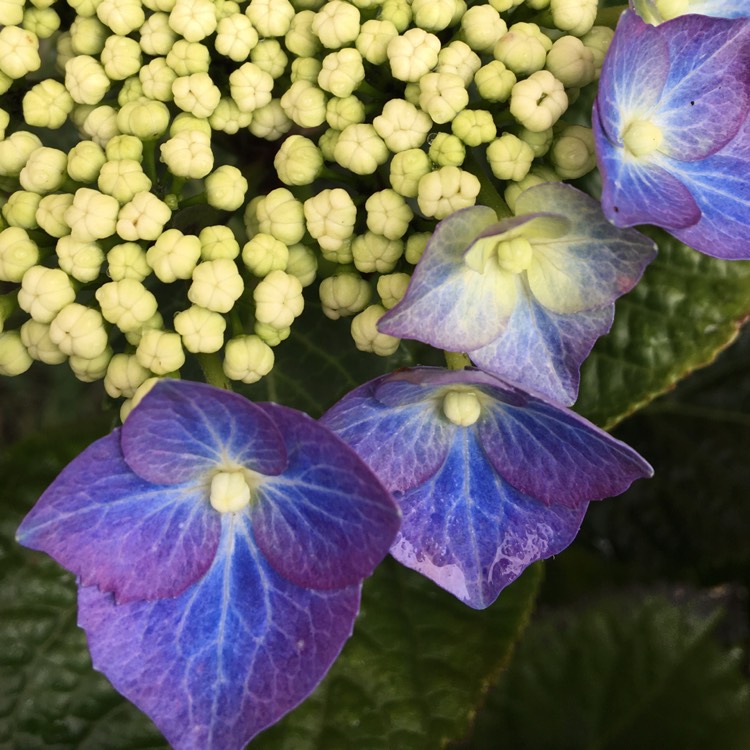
16,431,220,603
78,515,361,750
250,403,400,590
122,380,287,486
469,295,614,406
390,429,587,609
320,376,454,494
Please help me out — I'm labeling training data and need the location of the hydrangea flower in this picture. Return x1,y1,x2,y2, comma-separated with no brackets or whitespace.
594,10,750,259
378,183,656,405
631,0,749,24
322,367,652,609
16,379,400,750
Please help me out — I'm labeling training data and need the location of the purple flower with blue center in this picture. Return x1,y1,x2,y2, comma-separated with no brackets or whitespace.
594,10,750,259
321,367,652,610
630,0,749,24
16,379,401,750
378,183,655,406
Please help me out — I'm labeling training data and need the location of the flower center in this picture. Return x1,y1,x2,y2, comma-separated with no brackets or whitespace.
622,119,663,157
442,388,482,426
210,469,253,513
653,0,689,21
495,236,533,274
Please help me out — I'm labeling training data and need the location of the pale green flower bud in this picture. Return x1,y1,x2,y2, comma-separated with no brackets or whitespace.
250,39,288,78
18,266,75,322
365,189,412,240
124,311,164,346
104,352,150,397
0,132,41,177
117,191,172,242
350,304,399,356
147,229,201,282
0,227,38,281
19,147,67,194
373,99,432,153
256,187,305,245
22,79,73,129
143,0,176,13
160,130,214,179
98,160,152,204
36,193,74,237
550,123,596,179
199,225,239,260
65,188,119,242
0,330,33,375
0,0,23,25
136,329,184,374
389,148,431,198
326,95,365,131
107,241,151,280
452,109,497,147
319,272,370,319
249,99,293,140
229,61,274,113
494,27,547,77
418,72,468,125
318,47,364,98
387,27,440,83
380,0,411,32
139,58,177,101
304,188,356,252
550,0,597,36
70,16,107,55
67,140,106,182
172,72,221,118
23,6,62,38
173,305,225,353
417,166,480,220
188,258,244,313
223,334,274,383
405,232,430,265
169,0,217,41
320,236,353,264
0,25,41,79
517,125,553,157
204,165,247,211
216,0,240,18
355,19,396,65
317,127,340,161
96,0,145,35
545,35,595,88
169,112,212,136
437,40,481,86
96,278,158,332
254,269,303,328
49,302,108,359
3,191,41,229
312,0,359,49
215,13,258,61
411,0,456,32
65,55,110,105
487,133,535,181
273,134,322,186
510,70,567,132
166,39,210,75
20,319,66,364
99,34,141,80
280,80,327,128
377,272,410,310
285,243,317,287
461,4,506,54
56,236,105,282
285,9,319,56
352,232,403,274
242,233,289,276
0,108,8,140
581,26,614,75
139,12,176,55
120,79,145,107
474,60,516,103
209,97,253,134
333,123,388,175
503,165,558,213
290,56,322,84
246,0,293,36
428,133,465,168
80,105,119,146
254,321,290,346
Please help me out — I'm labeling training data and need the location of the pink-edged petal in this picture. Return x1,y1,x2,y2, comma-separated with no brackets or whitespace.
121,380,287,486
390,429,587,609
16,431,220,603
319,376,454,494
78,514,361,750
250,403,400,590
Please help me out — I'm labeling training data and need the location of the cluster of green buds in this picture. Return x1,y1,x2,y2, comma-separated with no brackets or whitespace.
0,0,612,417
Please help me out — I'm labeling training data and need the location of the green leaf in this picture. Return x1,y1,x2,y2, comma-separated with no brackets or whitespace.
465,595,750,750
576,230,750,428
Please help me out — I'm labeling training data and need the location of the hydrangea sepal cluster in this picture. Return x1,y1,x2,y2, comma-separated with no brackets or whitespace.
378,183,657,405
16,380,401,750
322,367,652,609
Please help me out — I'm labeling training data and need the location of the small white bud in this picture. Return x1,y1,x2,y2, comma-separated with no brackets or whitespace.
350,304,399,356
188,258,244,313
365,190,413,240
319,272,370,319
147,229,202,282
20,319,66,364
96,278,158,332
173,304,226,353
116,191,172,242
104,352,151,398
223,334,274,383
205,165,248,211
199,225,240,260
510,70,568,132
56,236,104,283
136,329,185,374
442,388,482,426
387,27,440,83
486,133,535,181
0,330,33,375
242,233,289,277
253,269,303,328
389,148,431,198
377,272,410,309
18,266,76,323
49,302,108,359
0,227,39,282
417,166,481,220
107,242,151,281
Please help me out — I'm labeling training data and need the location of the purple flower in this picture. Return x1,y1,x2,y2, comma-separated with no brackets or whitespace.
378,183,655,406
16,380,400,750
594,10,750,259
321,367,652,610
631,0,749,24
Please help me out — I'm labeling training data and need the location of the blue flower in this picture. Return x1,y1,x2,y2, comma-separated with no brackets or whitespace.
594,10,750,259
321,367,652,610
378,183,655,406
17,379,400,750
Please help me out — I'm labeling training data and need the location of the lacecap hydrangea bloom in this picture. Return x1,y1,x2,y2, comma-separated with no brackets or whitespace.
322,367,652,609
17,379,400,750
594,10,750,259
378,183,656,406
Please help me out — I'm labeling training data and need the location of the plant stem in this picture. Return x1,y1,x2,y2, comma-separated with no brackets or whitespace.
198,352,232,390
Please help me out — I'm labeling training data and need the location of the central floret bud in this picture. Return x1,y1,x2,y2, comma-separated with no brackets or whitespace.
442,388,482,427
210,469,253,513
495,236,533,274
622,119,663,157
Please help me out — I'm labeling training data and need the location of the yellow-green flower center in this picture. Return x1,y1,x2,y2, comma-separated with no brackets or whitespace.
442,388,482,426
622,119,663,158
495,236,533,274
210,469,252,513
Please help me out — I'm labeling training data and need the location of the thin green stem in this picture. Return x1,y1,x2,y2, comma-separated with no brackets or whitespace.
465,153,513,219
179,191,208,208
198,352,232,390
142,140,158,185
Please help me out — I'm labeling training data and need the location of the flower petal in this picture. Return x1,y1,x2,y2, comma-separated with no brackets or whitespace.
16,431,220,603
390,429,587,609
122,380,287,485
78,515,361,750
250,403,401,590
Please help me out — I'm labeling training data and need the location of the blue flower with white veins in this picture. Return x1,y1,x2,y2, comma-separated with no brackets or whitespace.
17,379,400,750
